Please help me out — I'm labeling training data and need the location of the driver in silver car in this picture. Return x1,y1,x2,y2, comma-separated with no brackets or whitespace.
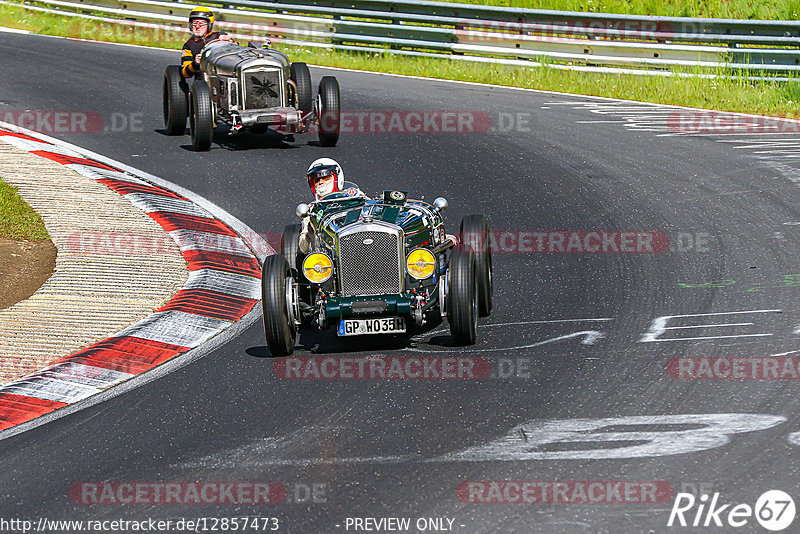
180,6,233,79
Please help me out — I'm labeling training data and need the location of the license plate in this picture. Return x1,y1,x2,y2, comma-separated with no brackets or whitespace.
338,317,406,336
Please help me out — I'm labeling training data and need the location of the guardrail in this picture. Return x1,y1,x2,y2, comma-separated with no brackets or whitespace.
6,0,800,77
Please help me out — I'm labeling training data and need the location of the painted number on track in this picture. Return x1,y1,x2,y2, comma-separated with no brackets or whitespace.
437,414,786,461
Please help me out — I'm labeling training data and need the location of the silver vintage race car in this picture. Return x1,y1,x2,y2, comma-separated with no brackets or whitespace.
163,41,340,150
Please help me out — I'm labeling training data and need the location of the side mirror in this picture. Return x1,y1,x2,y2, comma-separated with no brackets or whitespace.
433,197,448,212
296,203,310,218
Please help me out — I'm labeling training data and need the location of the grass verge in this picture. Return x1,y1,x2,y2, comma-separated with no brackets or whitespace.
432,0,799,20
0,3,798,118
0,178,49,240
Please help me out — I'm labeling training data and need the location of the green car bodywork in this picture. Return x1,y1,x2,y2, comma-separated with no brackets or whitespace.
261,182,490,356
304,188,447,321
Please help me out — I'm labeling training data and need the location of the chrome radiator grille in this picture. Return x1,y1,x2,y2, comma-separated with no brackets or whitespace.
338,230,403,296
243,69,282,110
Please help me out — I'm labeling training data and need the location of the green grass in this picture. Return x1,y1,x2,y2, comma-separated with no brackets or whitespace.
1,3,798,118
0,178,49,240
434,0,799,19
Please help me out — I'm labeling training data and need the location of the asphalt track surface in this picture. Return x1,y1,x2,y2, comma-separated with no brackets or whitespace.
2,32,800,533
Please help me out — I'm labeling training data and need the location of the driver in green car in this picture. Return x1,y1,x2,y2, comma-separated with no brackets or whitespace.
299,158,366,253
307,158,343,200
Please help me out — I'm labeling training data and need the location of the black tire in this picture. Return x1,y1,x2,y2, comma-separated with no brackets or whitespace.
290,62,313,113
281,224,303,276
282,223,314,324
189,79,213,151
262,254,297,356
460,214,493,317
163,65,188,135
447,249,478,345
317,76,340,147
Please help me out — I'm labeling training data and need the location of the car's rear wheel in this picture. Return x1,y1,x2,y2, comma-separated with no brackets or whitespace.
317,76,340,147
189,79,213,151
447,249,478,345
459,214,493,317
163,65,188,135
262,254,298,356
290,62,313,113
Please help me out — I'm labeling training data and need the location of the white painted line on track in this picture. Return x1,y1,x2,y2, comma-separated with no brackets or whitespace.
483,318,613,327
640,310,781,343
405,331,605,354
416,317,613,336
661,322,755,330
0,26,31,34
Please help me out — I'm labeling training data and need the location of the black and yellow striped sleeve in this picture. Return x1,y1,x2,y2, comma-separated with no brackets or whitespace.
180,48,198,78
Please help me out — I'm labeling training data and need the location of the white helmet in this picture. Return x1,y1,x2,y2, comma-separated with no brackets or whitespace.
306,158,344,199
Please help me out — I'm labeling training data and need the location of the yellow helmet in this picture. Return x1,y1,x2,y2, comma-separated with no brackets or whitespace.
188,6,214,32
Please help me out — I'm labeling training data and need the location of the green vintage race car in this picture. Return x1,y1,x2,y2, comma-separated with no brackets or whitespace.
260,186,493,356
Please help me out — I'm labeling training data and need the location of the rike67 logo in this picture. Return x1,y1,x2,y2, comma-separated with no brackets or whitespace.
668,490,795,531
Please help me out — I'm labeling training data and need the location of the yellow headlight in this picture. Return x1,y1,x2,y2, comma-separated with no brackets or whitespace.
406,248,436,280
302,253,333,283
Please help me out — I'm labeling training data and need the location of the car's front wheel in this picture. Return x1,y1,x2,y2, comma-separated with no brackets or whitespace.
262,254,298,356
163,65,189,135
189,79,213,151
447,249,478,345
281,224,303,277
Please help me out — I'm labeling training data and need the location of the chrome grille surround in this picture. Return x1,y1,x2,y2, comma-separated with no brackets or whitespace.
242,68,283,110
337,222,404,297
